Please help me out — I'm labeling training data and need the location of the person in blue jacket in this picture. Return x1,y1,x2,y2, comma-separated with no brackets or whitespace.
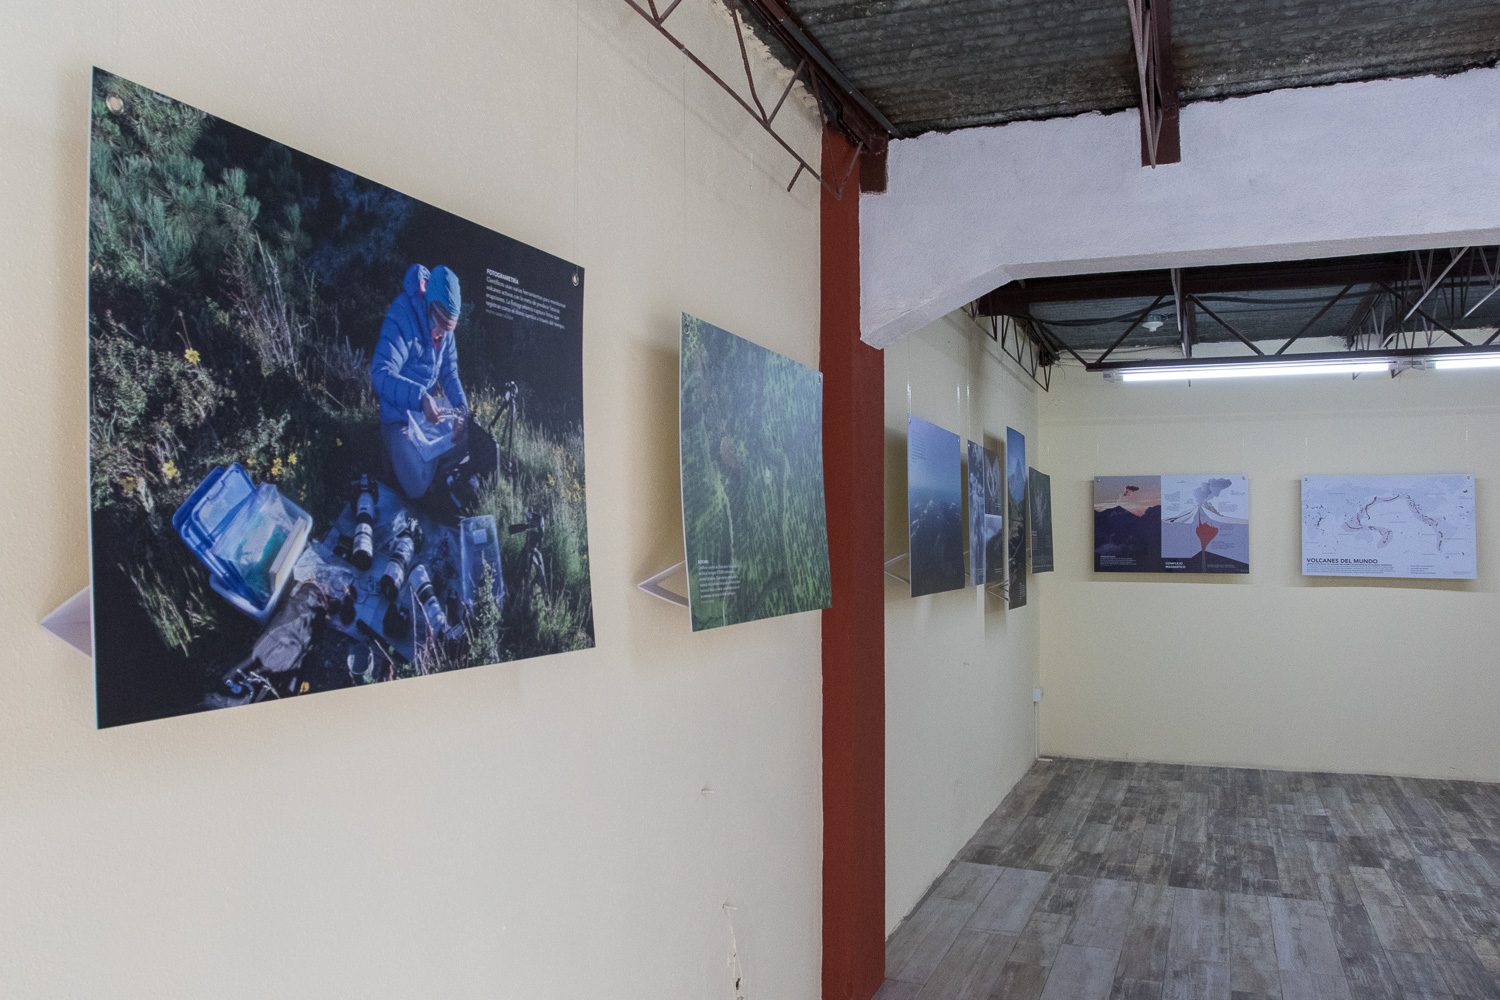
371,264,470,498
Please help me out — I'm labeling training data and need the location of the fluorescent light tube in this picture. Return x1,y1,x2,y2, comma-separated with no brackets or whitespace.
1116,359,1392,382
1433,354,1500,370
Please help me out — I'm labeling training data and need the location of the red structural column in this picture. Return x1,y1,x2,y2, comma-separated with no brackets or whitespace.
820,127,885,1000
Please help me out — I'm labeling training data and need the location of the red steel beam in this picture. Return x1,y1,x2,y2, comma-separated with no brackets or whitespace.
820,126,886,1000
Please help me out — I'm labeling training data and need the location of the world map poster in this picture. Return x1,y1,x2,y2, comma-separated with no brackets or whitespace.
1302,475,1475,579
1094,475,1250,574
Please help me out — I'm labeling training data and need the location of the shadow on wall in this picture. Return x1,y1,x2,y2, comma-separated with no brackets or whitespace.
636,338,687,574
885,426,908,560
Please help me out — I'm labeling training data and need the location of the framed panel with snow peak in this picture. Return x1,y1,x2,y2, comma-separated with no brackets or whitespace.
87,68,594,727
1006,428,1028,607
679,314,831,630
968,441,1004,587
908,416,964,598
1302,475,1475,579
1029,468,1053,573
1094,476,1249,574
983,445,1005,586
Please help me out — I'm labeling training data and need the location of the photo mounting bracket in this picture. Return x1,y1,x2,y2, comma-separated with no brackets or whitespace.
637,560,689,608
41,586,93,656
885,551,1010,598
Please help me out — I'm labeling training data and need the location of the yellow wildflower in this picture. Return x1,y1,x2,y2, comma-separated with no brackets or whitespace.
287,452,298,466
270,458,284,478
184,348,200,365
162,460,178,481
336,438,342,447
119,476,137,493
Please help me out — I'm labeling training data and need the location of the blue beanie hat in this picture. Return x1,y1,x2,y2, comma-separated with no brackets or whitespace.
427,265,461,320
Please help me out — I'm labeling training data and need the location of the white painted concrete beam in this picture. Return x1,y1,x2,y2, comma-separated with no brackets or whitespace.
860,67,1500,348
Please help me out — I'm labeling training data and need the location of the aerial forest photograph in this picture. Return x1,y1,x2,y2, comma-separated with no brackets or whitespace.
678,314,831,631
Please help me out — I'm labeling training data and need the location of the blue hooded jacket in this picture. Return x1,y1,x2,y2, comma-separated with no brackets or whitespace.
371,264,470,424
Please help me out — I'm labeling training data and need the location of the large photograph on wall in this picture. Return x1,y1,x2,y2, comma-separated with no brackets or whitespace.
679,314,831,630
908,416,964,597
968,442,986,585
1006,428,1028,608
1094,475,1249,574
983,446,1005,585
87,69,594,727
1302,474,1475,579
1029,468,1054,573
968,441,1004,587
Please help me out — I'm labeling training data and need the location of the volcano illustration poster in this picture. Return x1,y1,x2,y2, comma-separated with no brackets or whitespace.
679,314,831,630
87,69,594,727
908,416,964,597
1006,427,1028,607
1094,475,1249,574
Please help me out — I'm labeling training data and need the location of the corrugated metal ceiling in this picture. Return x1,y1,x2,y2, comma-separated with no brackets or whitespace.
781,0,1500,134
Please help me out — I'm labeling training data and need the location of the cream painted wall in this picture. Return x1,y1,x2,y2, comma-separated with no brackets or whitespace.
1,3,827,997
1038,366,1500,782
883,312,1041,933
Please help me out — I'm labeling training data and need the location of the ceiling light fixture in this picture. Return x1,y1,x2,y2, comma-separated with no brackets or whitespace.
1432,353,1500,370
1109,358,1393,382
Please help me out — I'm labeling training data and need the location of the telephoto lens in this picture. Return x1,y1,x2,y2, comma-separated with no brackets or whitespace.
378,513,423,599
407,563,448,638
351,473,377,571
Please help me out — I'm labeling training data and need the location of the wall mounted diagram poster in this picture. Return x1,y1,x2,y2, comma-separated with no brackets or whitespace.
968,442,1005,587
1302,474,1475,579
1029,468,1054,573
1094,476,1249,574
680,314,831,630
1006,427,1028,607
908,416,964,597
87,69,594,726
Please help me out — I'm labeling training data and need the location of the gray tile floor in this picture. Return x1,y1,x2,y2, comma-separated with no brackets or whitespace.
879,757,1500,1000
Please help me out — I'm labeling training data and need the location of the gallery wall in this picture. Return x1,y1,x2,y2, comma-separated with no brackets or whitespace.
883,311,1041,932
1038,366,1500,782
2,3,828,998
